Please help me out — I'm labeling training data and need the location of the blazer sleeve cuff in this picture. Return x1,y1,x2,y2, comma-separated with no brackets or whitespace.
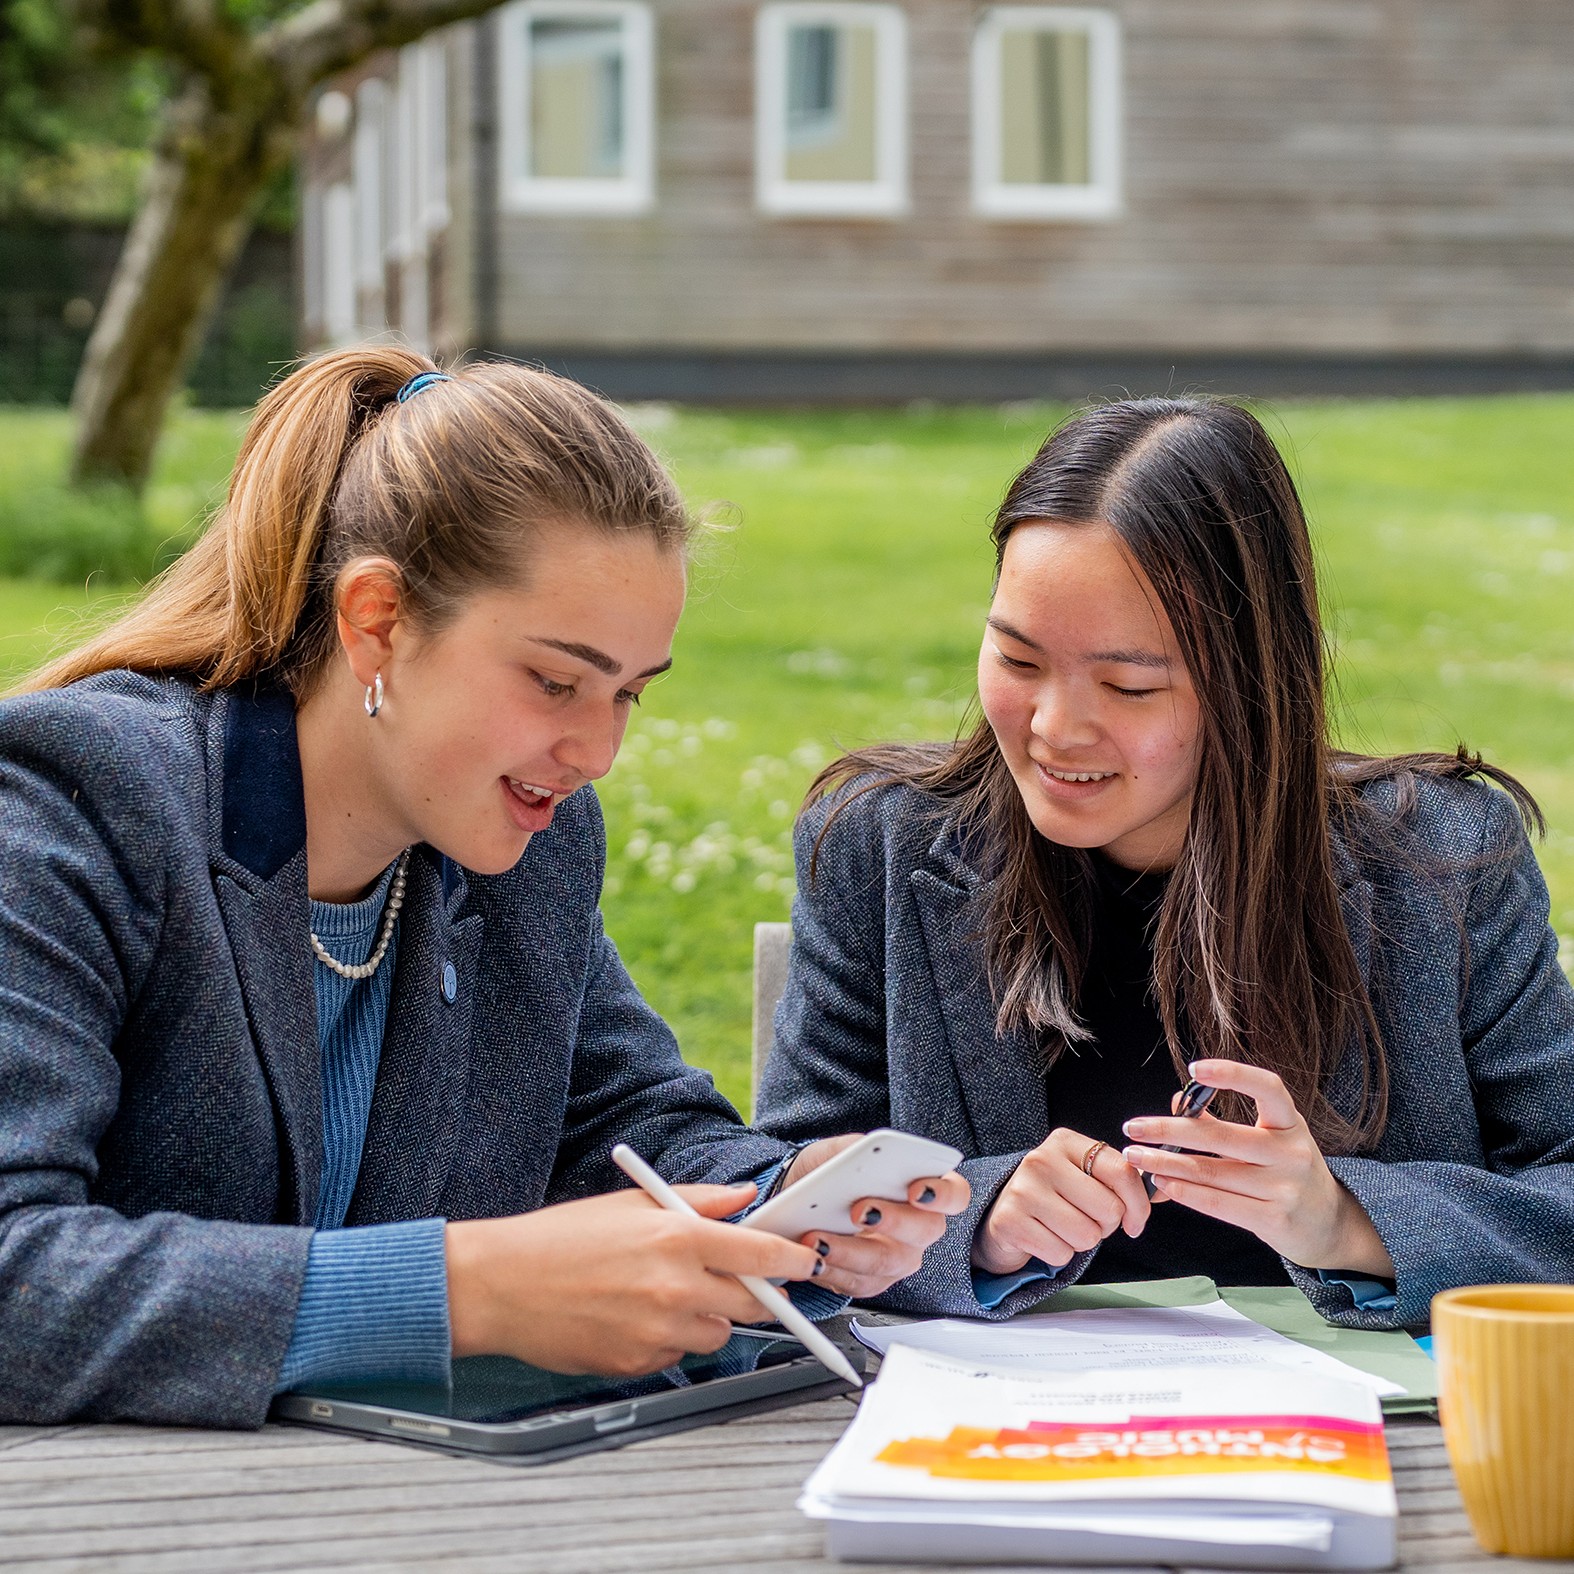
731,1149,808,1219
1316,1271,1398,1312
973,1261,1058,1308
275,1218,452,1392
1286,1157,1437,1329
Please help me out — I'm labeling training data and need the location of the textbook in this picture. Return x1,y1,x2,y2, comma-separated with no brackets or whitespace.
800,1345,1397,1568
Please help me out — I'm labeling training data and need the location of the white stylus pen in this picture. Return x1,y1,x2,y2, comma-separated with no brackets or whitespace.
609,1143,863,1390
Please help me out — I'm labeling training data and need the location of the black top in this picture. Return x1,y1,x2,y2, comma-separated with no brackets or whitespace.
1046,855,1290,1287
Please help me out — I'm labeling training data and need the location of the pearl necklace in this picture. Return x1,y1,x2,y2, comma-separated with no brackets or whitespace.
309,849,412,981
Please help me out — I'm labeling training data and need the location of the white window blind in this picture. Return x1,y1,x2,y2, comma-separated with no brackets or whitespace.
322,183,357,344
352,79,386,291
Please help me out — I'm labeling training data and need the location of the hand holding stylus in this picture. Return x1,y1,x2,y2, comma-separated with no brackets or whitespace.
444,1181,822,1378
612,1144,863,1389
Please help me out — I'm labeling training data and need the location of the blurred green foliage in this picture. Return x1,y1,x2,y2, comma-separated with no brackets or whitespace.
0,401,239,584
0,224,295,407
1,0,296,416
0,480,160,581
1,0,164,222
0,0,294,225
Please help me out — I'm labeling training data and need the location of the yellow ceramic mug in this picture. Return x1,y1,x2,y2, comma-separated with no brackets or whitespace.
1432,1284,1574,1558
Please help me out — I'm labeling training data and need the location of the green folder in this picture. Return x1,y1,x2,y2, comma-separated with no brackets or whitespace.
1030,1276,1438,1416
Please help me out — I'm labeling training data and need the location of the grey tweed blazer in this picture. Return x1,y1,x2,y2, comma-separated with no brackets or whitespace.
0,673,786,1427
755,772,1574,1330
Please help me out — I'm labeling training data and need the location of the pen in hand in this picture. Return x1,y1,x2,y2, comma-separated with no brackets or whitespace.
609,1143,863,1390
1140,1079,1218,1198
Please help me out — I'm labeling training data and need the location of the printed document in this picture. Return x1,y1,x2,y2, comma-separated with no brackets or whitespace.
853,1299,1404,1398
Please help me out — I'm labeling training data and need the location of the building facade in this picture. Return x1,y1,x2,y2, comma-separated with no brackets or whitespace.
299,1,1574,400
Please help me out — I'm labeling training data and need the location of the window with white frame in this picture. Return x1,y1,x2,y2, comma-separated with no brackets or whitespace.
756,2,907,217
972,7,1120,220
497,0,654,213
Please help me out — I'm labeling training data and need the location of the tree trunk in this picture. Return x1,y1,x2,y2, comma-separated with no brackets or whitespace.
69,80,292,492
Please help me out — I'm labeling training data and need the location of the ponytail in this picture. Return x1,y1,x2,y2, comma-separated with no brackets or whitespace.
18,347,689,696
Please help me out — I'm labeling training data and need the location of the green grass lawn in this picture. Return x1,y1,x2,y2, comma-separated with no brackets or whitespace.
3,396,1572,1112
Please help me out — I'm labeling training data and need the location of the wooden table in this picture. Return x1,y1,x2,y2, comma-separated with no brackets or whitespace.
0,1398,1556,1573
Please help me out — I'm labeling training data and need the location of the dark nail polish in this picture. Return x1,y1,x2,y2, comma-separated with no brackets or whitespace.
862,1207,882,1227
918,1186,936,1204
815,1238,831,1257
812,1258,824,1277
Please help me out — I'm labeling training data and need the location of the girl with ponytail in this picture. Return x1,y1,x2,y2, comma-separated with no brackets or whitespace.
0,347,965,1427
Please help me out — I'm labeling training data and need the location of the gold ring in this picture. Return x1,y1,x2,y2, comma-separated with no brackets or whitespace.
1081,1139,1107,1176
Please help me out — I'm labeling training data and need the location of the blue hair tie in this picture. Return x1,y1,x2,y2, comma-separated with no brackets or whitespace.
396,371,453,403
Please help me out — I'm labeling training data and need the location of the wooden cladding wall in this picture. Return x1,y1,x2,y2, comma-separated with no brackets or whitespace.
485,0,1574,356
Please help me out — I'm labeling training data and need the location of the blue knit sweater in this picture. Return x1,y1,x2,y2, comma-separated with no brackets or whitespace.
275,864,449,1391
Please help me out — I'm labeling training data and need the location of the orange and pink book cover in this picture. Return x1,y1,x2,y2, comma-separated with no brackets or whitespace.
878,1409,1390,1484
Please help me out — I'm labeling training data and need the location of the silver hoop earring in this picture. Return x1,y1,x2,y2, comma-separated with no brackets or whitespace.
364,672,384,718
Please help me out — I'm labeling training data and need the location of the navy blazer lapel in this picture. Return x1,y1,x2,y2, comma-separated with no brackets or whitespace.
210,687,321,1226
346,851,483,1224
910,824,1049,1157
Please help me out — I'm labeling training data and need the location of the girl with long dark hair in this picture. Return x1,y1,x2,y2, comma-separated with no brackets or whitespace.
755,397,1574,1326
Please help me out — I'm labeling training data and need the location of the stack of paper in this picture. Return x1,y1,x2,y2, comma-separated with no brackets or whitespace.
990,1277,1438,1416
801,1345,1397,1569
852,1300,1407,1400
